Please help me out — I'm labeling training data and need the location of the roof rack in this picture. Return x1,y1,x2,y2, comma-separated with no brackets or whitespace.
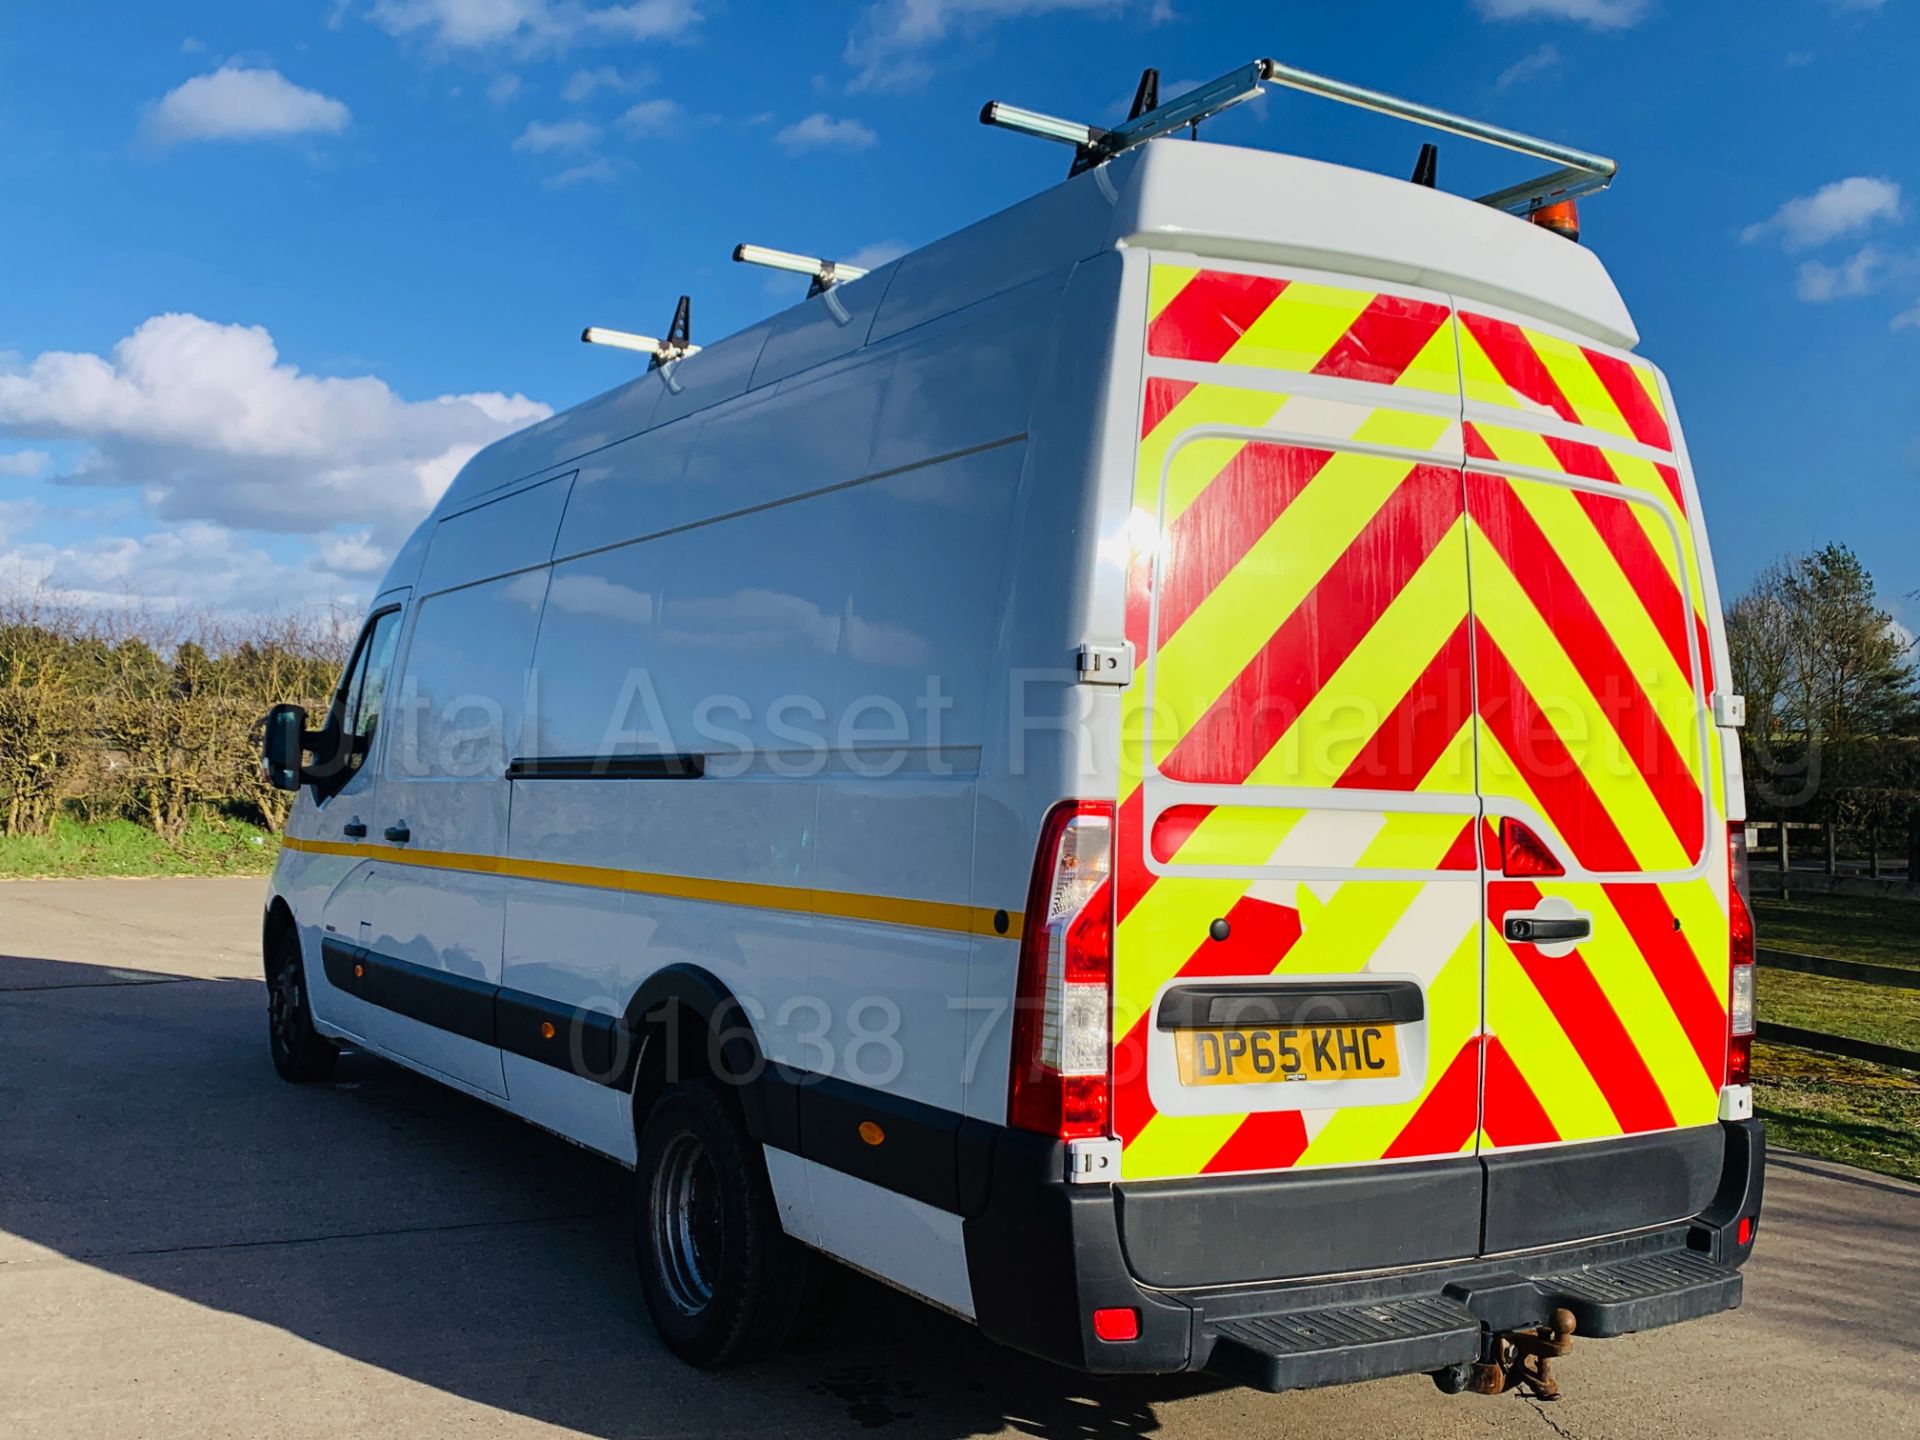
582,294,698,368
981,57,1616,217
733,244,870,296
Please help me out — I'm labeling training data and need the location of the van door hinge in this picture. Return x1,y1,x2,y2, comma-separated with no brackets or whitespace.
1075,641,1134,687
1713,692,1747,728
1065,1136,1122,1183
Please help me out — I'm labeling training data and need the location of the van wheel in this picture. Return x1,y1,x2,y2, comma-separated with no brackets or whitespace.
266,928,338,1083
634,1079,807,1367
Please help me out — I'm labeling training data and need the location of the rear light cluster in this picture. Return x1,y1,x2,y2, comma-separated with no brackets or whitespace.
1008,800,1116,1140
1499,817,1564,877
1728,823,1756,1086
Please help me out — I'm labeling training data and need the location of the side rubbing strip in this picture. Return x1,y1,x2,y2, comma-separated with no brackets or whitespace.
317,942,982,1216
322,939,498,1047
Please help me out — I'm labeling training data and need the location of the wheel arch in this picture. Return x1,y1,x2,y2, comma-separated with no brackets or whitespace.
262,894,299,981
621,963,796,1154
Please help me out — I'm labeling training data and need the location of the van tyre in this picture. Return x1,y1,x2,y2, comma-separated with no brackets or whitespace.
266,928,338,1084
635,1079,808,1367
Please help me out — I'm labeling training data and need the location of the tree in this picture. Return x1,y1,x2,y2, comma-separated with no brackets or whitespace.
1726,545,1920,821
0,590,91,836
1781,544,1917,742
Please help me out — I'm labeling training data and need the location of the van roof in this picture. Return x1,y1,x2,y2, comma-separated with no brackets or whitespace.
439,137,1636,515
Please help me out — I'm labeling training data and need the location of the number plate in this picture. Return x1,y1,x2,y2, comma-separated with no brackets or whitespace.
1173,1024,1401,1087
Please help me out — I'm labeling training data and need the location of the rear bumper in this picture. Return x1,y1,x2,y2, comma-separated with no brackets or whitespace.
961,1119,1764,1388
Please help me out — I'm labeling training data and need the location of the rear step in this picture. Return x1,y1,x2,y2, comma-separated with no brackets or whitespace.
1204,1249,1742,1392
1538,1249,1742,1335
1209,1298,1479,1391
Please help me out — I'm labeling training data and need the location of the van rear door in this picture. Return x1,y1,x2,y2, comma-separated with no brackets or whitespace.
1455,304,1730,1252
1111,259,1490,1285
1108,262,1733,1285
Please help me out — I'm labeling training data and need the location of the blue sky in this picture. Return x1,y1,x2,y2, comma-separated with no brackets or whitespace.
1,0,1915,633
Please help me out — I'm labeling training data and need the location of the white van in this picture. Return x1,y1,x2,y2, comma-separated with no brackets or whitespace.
260,62,1763,1394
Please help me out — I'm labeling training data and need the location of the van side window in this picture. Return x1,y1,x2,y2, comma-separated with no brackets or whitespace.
327,608,403,785
349,610,403,746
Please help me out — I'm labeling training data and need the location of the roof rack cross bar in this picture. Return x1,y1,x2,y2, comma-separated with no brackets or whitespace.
1070,61,1266,174
733,243,871,296
582,292,700,368
1473,164,1615,217
977,101,1099,151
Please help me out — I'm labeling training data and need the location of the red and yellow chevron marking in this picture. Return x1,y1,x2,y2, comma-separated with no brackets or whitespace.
1467,472,1708,869
1118,264,1481,1181
1116,262,1728,1182
1457,307,1672,451
1464,431,1727,1144
1147,264,1462,396
1465,419,1717,702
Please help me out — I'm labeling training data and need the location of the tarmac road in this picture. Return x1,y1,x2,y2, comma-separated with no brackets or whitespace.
1,876,1915,1439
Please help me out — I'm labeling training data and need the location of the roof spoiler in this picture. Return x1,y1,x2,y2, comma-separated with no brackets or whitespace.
981,58,1617,219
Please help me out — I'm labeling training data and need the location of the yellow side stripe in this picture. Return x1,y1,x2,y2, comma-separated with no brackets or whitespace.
279,835,1022,941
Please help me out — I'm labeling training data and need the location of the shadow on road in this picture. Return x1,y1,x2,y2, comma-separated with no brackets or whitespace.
0,951,1227,1437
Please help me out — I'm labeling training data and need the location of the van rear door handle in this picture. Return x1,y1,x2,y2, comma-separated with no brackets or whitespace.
1504,915,1591,944
342,818,367,838
383,822,411,844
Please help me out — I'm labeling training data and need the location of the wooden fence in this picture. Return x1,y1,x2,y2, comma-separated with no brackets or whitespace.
1755,946,1920,1071
1744,819,1918,902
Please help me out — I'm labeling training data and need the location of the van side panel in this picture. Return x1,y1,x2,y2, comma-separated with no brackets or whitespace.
491,286,1058,1304
960,251,1137,1127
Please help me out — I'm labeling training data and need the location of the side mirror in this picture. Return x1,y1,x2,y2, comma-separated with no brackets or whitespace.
261,703,309,792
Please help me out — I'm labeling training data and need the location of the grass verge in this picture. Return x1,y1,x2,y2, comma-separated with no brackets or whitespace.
1758,967,1920,1052
1754,1043,1920,1183
1752,892,1920,971
0,814,280,879
1748,891,1919,1181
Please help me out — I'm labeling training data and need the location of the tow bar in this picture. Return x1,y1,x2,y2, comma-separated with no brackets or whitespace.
1466,1308,1578,1401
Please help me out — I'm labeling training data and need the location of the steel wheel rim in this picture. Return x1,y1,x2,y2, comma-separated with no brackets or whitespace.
650,1131,722,1315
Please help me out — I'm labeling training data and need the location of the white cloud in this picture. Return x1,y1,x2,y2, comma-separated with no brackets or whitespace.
1893,296,1920,331
144,66,351,145
0,313,549,540
1473,0,1651,25
1496,42,1561,89
316,529,390,576
181,37,206,54
0,499,39,547
844,0,1122,91
0,523,367,617
513,117,601,152
369,0,701,50
1795,245,1887,301
0,449,51,478
486,72,523,103
561,64,648,101
546,158,617,187
1742,176,1903,252
775,112,878,153
615,97,682,134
